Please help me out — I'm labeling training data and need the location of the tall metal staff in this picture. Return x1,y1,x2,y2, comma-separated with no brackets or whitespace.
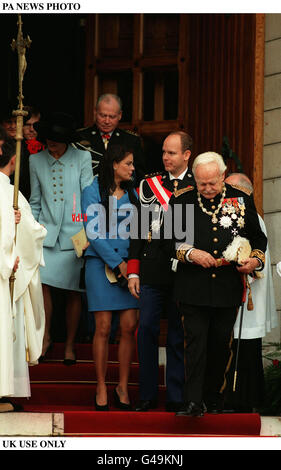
9,14,31,301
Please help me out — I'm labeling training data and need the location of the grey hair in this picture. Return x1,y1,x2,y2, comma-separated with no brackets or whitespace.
192,151,227,175
96,94,122,112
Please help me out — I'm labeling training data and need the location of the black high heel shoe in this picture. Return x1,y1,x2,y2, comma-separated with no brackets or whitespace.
38,342,53,363
94,394,109,411
63,353,76,366
63,347,76,366
113,388,132,411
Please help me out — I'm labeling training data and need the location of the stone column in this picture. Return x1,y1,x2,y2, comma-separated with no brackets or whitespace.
263,13,281,342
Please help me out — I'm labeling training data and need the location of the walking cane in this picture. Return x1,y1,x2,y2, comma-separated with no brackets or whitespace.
233,274,247,392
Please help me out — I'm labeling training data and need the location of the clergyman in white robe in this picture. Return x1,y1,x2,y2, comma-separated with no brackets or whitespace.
233,215,278,340
0,171,46,399
226,215,279,410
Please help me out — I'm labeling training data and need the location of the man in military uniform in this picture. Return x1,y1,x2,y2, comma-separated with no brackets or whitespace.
73,93,146,185
170,152,267,417
127,131,194,412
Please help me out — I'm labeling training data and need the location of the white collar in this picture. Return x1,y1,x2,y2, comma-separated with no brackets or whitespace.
0,171,11,185
169,168,188,181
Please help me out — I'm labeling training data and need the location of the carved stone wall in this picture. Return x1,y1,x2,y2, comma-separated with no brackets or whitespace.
263,13,281,342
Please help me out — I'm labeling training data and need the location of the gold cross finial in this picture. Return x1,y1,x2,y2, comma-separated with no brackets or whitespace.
11,15,32,111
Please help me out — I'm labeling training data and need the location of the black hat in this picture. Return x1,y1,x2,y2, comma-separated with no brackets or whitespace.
34,112,76,144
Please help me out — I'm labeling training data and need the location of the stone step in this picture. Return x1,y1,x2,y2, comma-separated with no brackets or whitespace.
1,413,280,439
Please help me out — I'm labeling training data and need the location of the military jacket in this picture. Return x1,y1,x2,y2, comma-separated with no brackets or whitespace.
127,169,195,287
169,183,267,308
73,124,146,185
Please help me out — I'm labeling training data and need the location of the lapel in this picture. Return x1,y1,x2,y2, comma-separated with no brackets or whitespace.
162,170,194,193
107,128,122,148
90,127,122,152
161,172,174,192
89,125,106,152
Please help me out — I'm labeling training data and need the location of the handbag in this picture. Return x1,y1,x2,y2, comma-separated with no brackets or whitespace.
105,264,128,289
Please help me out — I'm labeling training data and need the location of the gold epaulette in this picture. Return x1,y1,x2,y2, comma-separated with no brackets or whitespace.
79,140,91,146
229,183,252,196
125,129,139,137
174,185,195,198
144,171,164,179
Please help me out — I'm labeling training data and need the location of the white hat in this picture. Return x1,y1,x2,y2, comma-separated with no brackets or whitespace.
277,262,281,277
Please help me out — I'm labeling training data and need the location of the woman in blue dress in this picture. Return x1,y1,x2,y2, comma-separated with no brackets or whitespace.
29,112,93,364
82,145,139,411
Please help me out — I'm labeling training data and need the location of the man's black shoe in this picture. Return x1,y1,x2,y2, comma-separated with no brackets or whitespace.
175,401,204,417
166,402,184,412
135,400,157,412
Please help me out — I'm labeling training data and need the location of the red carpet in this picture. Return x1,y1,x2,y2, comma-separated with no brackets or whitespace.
13,343,261,437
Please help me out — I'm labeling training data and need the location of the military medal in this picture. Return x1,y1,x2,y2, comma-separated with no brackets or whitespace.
219,215,232,228
237,216,245,228
239,204,245,216
150,205,164,234
151,219,162,233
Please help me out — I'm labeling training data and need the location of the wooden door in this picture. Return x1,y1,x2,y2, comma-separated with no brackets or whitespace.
84,13,264,212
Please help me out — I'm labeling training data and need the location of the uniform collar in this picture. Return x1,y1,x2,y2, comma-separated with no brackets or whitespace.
100,130,113,138
169,168,188,181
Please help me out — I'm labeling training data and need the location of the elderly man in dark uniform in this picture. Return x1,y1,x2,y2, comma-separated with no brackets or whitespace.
169,152,267,417
127,131,194,412
73,93,146,185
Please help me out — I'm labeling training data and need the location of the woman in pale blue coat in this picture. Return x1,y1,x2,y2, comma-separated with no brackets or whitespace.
82,145,139,410
29,112,93,364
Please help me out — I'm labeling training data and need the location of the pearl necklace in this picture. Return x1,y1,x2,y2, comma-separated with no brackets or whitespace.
197,184,226,224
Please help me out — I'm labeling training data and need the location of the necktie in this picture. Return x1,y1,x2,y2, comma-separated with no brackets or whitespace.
102,134,110,149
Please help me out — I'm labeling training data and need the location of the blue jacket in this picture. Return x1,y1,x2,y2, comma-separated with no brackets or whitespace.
29,146,93,250
82,177,137,270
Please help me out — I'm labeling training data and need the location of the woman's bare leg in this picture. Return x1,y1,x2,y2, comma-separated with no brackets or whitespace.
116,309,138,404
64,291,82,360
93,310,112,406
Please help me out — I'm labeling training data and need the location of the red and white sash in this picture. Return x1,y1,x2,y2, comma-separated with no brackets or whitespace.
144,175,172,211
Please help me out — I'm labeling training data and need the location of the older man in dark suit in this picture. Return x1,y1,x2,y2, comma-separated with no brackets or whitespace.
73,93,146,185
169,152,267,417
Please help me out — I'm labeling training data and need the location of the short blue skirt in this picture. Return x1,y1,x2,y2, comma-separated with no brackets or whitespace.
40,240,84,292
85,256,139,312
